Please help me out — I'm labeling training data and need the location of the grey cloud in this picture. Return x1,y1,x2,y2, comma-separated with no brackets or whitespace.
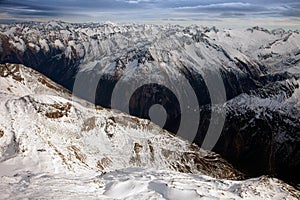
281,9,300,17
220,12,246,17
0,0,61,17
172,2,300,18
174,2,266,12
0,0,144,18
0,0,299,20
276,2,300,17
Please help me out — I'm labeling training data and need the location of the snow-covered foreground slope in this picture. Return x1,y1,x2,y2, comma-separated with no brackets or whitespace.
0,63,299,199
1,168,299,199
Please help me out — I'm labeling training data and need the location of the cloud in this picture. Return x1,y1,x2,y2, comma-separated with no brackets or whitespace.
172,1,300,18
0,0,61,17
0,0,144,18
0,0,299,21
279,3,300,17
175,2,265,12
124,0,159,4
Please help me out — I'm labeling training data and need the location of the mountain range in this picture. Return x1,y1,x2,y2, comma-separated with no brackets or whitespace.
0,21,299,197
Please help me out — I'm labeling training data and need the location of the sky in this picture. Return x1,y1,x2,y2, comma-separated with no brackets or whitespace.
0,0,299,28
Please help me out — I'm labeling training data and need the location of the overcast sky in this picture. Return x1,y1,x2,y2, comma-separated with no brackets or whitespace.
0,0,299,28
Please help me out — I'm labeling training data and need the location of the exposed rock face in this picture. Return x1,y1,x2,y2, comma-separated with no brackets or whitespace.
0,22,299,185
0,33,80,90
194,78,300,185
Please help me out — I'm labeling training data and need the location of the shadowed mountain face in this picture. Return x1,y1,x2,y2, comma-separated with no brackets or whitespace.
0,22,299,185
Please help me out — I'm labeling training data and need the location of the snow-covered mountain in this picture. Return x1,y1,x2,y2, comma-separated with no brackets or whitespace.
1,63,299,199
0,63,241,179
0,21,299,184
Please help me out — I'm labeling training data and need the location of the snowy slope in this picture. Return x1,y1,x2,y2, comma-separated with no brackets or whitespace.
0,168,299,199
0,63,241,179
0,63,299,199
206,27,300,74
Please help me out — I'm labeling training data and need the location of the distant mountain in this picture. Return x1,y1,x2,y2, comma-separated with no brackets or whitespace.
0,63,299,199
0,21,299,184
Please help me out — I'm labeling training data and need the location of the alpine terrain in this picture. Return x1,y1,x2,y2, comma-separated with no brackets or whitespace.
0,21,299,198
